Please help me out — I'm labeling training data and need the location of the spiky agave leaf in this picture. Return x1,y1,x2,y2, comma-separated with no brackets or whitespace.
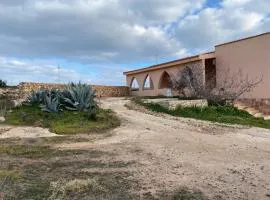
62,82,96,112
41,95,61,113
28,90,47,105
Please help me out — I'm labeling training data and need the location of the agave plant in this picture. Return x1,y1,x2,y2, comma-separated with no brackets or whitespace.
40,95,61,113
62,82,96,112
28,90,46,104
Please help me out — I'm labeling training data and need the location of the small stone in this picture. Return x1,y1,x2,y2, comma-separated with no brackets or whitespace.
0,117,5,122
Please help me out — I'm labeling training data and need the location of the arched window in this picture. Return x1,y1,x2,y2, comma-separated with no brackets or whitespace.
159,71,172,89
143,75,154,90
130,77,139,91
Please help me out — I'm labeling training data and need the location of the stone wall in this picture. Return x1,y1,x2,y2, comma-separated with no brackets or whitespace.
0,87,24,100
142,98,208,109
18,82,130,97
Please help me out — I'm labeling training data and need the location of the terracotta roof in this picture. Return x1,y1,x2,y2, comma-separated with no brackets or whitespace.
215,32,270,47
123,51,216,75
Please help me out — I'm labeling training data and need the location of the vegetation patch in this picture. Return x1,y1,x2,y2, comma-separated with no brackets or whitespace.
135,99,270,129
0,98,14,117
0,145,55,158
4,82,120,135
0,170,20,182
5,105,120,134
0,140,141,200
0,80,7,88
172,187,205,200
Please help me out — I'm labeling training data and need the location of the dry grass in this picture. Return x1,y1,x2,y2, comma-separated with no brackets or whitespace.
0,135,206,199
0,137,141,200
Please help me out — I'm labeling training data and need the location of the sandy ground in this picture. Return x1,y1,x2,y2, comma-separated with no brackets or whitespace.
1,97,270,199
98,98,270,200
0,124,59,139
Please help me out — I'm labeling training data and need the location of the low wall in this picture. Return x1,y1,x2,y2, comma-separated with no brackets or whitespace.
143,98,208,109
18,82,130,97
0,87,25,100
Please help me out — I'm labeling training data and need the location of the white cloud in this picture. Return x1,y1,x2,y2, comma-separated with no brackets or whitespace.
0,0,204,63
175,0,270,53
0,0,269,85
0,57,92,85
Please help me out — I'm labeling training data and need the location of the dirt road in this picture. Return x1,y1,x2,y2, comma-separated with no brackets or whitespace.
2,97,269,199
95,98,270,200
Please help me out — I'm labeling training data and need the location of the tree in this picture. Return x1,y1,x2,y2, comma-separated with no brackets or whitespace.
0,80,7,88
170,66,263,105
170,67,199,97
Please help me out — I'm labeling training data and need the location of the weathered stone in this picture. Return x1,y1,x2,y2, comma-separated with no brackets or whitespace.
0,116,5,122
143,98,208,109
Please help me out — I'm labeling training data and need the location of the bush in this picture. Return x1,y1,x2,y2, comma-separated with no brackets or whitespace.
0,80,7,88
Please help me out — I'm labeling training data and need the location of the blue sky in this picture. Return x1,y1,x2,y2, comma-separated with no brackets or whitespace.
0,0,269,86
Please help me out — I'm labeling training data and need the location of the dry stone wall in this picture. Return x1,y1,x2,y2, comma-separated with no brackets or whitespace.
0,87,25,100
18,82,130,97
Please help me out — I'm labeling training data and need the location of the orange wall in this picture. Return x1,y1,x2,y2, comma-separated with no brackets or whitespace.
215,33,270,98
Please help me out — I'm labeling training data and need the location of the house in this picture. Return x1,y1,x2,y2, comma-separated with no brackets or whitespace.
123,32,270,100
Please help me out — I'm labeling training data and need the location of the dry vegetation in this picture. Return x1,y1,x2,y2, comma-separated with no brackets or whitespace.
0,136,202,200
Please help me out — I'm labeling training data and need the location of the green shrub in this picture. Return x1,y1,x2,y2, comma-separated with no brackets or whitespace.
0,79,7,88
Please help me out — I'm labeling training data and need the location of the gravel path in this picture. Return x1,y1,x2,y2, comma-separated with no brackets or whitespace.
96,98,270,200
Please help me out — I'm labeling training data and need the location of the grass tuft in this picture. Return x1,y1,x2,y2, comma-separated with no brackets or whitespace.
0,145,57,158
172,187,205,200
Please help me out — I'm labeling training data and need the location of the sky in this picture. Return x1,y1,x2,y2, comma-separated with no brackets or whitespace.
0,0,269,86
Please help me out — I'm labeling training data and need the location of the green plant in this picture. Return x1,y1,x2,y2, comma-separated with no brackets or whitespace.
28,90,46,105
41,95,61,113
5,105,120,134
0,80,7,88
134,99,270,129
62,82,96,113
172,187,205,200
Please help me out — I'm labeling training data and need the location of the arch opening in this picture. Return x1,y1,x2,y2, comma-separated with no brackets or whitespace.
143,75,154,90
159,71,172,89
130,77,139,91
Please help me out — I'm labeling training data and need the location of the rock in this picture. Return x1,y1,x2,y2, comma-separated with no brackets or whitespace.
0,116,5,122
12,99,25,107
144,98,208,109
